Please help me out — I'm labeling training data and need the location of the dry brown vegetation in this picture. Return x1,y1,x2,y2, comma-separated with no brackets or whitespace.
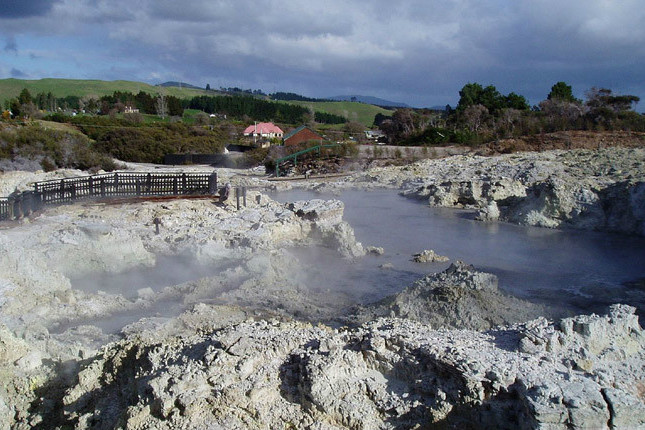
479,130,645,155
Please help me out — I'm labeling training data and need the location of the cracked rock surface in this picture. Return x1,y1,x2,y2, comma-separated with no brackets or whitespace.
49,305,645,429
1,147,645,429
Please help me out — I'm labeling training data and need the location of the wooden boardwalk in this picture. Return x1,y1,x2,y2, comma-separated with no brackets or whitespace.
1,171,218,221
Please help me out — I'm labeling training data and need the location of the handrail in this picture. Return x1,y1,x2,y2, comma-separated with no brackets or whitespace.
274,144,341,177
1,171,218,221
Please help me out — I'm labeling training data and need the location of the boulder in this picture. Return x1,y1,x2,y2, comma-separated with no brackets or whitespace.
411,249,449,263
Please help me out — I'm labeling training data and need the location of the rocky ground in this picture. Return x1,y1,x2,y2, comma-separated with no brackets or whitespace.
1,144,644,429
346,261,552,330
275,146,645,236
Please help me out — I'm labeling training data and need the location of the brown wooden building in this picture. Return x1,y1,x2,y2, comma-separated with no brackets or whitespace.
283,125,324,147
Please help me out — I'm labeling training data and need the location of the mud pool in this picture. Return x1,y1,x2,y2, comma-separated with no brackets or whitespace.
272,189,645,317
67,188,645,332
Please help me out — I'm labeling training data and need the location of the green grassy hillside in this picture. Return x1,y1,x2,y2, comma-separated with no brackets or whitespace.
285,100,393,127
0,78,395,127
0,78,211,100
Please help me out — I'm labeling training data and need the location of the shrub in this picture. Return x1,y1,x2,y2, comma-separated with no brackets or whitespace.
123,112,144,124
41,157,56,172
0,123,116,172
94,123,226,163
240,147,270,168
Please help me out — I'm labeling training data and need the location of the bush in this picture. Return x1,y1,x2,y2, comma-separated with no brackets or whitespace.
94,123,226,163
41,157,56,172
123,112,144,124
240,147,270,168
264,157,276,174
0,123,116,172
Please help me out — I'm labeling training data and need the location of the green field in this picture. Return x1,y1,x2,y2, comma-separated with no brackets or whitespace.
1,78,395,127
284,100,393,127
0,78,211,101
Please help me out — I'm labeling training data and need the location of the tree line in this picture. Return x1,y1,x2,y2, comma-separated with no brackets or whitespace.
3,88,184,118
377,82,643,145
269,92,326,102
186,95,346,124
4,88,350,126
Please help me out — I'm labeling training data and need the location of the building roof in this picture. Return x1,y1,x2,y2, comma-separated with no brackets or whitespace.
243,122,284,135
365,130,385,138
283,125,322,141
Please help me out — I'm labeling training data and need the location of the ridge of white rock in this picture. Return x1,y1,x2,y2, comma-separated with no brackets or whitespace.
50,305,645,429
269,147,645,235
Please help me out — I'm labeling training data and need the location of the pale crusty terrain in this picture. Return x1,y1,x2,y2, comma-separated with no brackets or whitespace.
1,146,644,429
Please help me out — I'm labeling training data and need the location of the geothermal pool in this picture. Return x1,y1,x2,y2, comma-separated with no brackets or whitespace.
69,188,645,333
271,189,645,317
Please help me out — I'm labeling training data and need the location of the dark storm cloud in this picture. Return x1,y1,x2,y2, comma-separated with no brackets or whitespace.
0,0,60,18
1,0,644,108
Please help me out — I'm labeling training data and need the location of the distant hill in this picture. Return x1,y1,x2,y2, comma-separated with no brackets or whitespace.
0,78,395,127
328,95,409,108
0,78,210,101
284,100,394,127
158,81,205,90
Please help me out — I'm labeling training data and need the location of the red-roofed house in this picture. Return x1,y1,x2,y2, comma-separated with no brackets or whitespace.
243,122,284,138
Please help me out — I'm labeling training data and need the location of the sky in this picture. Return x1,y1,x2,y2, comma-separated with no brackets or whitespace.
1,0,644,110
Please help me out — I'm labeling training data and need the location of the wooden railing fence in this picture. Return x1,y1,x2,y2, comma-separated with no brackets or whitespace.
1,171,218,221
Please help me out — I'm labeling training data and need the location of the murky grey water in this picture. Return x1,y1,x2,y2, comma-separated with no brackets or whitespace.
272,188,645,317
68,188,645,334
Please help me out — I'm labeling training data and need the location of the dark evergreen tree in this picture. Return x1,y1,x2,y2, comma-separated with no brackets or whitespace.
547,82,579,103
18,88,32,105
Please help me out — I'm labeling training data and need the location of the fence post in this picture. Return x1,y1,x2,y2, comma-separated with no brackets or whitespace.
8,197,14,220
182,173,187,193
243,187,247,207
23,191,32,215
60,179,65,201
208,171,217,194
15,195,23,219
114,173,119,195
100,179,106,197
71,184,76,201
136,179,141,196
146,173,152,192
30,187,39,211
33,183,42,210
89,177,94,196
173,177,178,195
236,187,240,210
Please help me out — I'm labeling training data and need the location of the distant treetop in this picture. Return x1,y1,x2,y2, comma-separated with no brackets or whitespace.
456,83,529,113
270,92,323,102
547,82,580,103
